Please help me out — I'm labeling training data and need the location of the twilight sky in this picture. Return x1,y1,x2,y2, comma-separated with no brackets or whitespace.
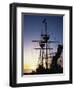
22,14,63,72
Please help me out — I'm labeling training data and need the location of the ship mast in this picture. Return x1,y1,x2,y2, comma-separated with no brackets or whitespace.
42,18,49,69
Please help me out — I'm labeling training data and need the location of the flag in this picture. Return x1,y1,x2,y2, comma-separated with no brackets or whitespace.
42,18,46,23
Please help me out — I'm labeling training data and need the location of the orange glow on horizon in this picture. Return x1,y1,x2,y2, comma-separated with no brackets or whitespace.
24,64,37,73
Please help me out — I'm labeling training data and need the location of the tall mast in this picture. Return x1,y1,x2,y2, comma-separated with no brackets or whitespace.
42,18,49,69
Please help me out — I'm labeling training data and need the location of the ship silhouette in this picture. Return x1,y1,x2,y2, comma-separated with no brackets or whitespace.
24,18,63,75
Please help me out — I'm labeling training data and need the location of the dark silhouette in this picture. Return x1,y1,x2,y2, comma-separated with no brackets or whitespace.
49,45,63,73
35,44,63,74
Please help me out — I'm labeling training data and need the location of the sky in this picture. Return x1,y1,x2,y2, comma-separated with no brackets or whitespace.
22,14,63,73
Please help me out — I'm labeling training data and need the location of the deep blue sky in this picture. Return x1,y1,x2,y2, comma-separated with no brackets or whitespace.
22,14,63,53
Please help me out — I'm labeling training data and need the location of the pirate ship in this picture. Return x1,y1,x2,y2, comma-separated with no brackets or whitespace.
31,18,63,74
